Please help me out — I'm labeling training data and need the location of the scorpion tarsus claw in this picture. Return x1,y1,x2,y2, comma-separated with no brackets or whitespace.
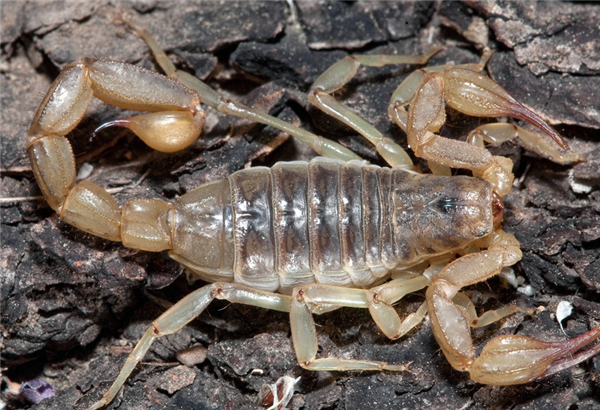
384,361,412,372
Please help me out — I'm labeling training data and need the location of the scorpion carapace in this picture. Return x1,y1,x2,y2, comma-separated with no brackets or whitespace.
26,20,599,410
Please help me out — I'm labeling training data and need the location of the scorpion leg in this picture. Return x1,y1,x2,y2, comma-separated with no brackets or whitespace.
467,123,585,165
368,263,522,340
452,292,527,328
89,278,424,408
307,51,441,167
126,20,361,161
426,230,600,385
291,276,429,371
86,283,291,410
367,276,430,339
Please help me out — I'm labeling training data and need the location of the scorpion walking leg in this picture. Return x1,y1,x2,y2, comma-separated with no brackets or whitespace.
367,276,430,339
366,265,522,340
89,278,423,408
451,292,527,328
87,283,291,410
126,20,362,162
307,53,483,169
307,51,441,167
426,230,600,385
291,276,430,371
467,123,585,165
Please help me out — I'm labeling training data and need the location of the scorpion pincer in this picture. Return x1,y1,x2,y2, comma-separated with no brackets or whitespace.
25,21,599,409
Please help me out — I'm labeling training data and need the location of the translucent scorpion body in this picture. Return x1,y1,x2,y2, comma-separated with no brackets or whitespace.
148,158,494,293
25,21,600,410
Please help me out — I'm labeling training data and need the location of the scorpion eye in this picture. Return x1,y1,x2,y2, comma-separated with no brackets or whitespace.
433,197,463,214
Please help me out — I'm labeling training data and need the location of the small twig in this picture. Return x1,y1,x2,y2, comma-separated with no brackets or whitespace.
0,195,44,204
1,170,151,204
105,169,151,194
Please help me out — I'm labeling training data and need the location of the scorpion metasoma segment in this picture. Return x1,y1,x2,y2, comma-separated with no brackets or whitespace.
26,21,599,409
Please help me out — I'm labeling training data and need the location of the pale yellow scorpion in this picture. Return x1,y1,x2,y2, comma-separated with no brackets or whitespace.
27,22,600,409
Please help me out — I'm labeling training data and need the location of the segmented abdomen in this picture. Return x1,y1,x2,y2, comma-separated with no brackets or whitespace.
172,158,397,293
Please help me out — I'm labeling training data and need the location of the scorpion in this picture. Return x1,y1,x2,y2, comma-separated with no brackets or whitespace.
26,21,600,409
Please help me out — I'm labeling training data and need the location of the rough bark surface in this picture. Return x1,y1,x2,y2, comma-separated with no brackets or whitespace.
1,1,599,409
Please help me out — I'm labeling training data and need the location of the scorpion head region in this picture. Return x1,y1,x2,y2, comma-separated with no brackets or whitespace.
411,175,495,250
